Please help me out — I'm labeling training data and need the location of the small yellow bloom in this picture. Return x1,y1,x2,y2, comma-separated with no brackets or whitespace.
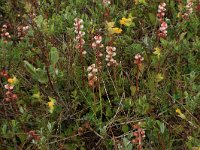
8,78,14,83
108,27,122,34
7,76,18,85
119,17,132,26
112,28,122,34
156,73,164,82
176,108,181,114
176,108,186,120
48,97,56,113
153,47,161,59
48,101,54,108
106,22,122,34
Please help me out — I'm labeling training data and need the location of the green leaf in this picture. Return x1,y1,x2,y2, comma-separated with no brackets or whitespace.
106,107,113,118
160,39,168,47
50,47,59,66
160,122,165,134
130,86,136,96
123,137,133,150
148,13,156,25
35,68,48,84
122,124,129,133
34,15,44,28
139,0,147,5
24,61,48,84
24,60,37,76
179,32,187,41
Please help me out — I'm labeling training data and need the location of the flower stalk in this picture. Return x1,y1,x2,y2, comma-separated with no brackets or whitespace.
74,18,87,86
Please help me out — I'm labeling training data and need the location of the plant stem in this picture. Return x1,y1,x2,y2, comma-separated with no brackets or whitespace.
136,66,139,93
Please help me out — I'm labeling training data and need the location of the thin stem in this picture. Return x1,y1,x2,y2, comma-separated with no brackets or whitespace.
136,66,139,93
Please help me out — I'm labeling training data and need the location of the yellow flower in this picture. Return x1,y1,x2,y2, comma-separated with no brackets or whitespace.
111,28,122,34
175,108,181,114
176,108,186,120
119,17,132,26
106,22,122,34
7,76,18,85
8,78,14,83
156,73,164,82
153,47,161,59
48,97,56,113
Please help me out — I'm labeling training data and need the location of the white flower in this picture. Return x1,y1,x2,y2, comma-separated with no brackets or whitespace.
112,52,116,56
105,58,109,61
135,54,140,59
5,32,9,36
82,51,87,55
92,68,98,73
92,43,97,48
93,76,97,81
88,73,93,78
112,47,116,51
99,53,103,57
87,66,92,72
3,24,7,28
162,3,166,7
99,44,104,48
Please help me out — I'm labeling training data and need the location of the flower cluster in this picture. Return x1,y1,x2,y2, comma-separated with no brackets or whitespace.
4,84,17,102
182,1,193,19
0,67,9,78
105,46,118,67
157,3,166,22
132,123,145,150
1,24,11,43
48,97,56,113
0,69,18,102
92,35,104,70
92,35,104,49
17,25,29,40
119,17,133,26
87,64,98,87
106,22,122,35
157,3,168,38
134,53,144,68
74,18,86,55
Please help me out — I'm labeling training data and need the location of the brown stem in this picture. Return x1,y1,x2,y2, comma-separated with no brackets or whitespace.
136,66,139,93
114,66,117,82
157,132,166,150
93,87,96,113
138,133,142,150
80,49,85,87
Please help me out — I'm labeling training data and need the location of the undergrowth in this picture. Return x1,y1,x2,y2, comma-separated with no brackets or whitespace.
0,0,200,149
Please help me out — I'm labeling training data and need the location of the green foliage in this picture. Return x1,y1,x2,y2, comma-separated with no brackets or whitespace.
24,60,48,84
0,0,200,149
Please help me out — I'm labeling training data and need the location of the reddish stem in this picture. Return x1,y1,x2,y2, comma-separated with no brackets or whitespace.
136,66,139,92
